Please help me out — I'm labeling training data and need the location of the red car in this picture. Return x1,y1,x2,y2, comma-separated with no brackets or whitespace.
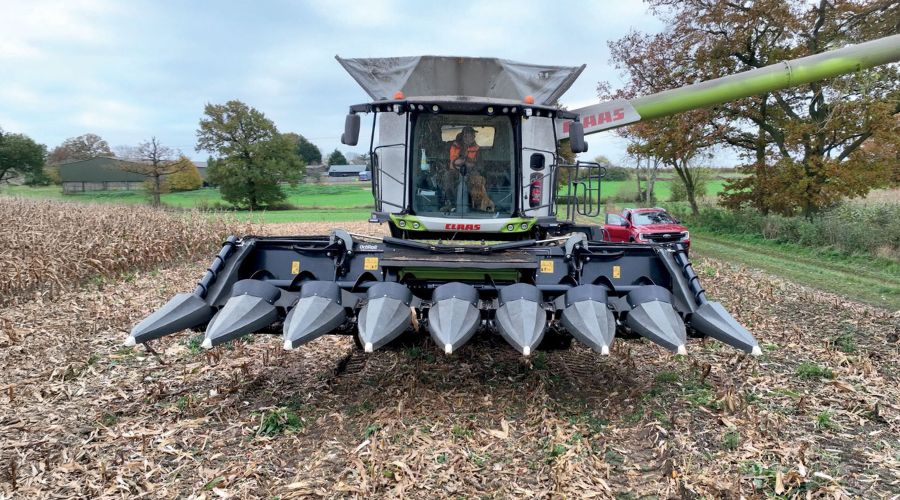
603,208,690,248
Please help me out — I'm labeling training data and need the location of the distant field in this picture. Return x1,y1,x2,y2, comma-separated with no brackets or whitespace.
0,184,375,223
561,179,729,202
3,179,731,226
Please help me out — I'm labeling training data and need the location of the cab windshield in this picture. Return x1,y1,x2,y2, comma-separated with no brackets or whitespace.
410,114,515,218
633,211,677,225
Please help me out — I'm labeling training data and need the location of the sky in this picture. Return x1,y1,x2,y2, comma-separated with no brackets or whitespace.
0,0,689,165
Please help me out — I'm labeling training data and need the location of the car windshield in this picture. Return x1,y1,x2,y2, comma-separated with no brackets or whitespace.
632,211,677,225
410,114,515,219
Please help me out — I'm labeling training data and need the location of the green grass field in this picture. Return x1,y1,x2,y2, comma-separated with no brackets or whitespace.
560,179,730,202
689,229,900,310
0,184,375,223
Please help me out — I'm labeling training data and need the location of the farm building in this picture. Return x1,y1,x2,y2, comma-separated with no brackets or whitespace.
327,164,366,177
59,157,148,193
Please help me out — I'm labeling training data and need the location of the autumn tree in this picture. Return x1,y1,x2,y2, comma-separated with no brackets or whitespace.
197,100,304,209
636,0,899,216
165,157,203,192
120,137,186,206
0,128,46,185
47,133,113,165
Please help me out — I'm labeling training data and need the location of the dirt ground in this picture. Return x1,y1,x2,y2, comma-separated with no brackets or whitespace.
1,222,898,498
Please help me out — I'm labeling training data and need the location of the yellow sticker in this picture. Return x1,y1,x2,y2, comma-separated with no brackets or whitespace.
364,257,379,271
540,260,554,273
612,265,621,279
291,261,300,274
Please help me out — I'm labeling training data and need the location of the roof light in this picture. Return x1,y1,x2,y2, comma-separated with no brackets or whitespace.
524,95,535,104
394,91,405,100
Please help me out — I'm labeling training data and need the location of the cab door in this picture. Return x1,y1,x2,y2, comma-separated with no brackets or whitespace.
604,213,631,242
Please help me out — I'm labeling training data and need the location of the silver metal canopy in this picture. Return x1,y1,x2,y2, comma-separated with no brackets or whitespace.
336,55,585,105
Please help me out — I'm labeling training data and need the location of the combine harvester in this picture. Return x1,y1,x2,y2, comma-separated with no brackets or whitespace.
127,35,899,358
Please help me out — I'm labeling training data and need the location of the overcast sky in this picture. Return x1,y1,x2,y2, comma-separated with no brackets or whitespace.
0,0,689,165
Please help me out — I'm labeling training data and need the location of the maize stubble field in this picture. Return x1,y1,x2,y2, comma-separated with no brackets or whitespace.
0,198,898,498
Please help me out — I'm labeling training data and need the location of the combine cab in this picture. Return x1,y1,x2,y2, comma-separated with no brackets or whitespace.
128,36,900,358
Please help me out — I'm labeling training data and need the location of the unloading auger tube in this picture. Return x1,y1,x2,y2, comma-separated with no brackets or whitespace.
127,35,898,358
127,230,760,356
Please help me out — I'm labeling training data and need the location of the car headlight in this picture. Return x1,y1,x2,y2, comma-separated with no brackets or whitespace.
636,233,647,242
680,231,690,242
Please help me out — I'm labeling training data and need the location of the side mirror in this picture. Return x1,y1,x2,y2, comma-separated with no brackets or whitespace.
529,153,545,171
341,114,361,146
569,121,588,153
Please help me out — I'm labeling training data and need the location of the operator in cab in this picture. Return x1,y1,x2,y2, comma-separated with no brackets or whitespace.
439,126,495,213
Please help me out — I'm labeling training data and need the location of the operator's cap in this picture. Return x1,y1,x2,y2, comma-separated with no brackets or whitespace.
461,126,476,134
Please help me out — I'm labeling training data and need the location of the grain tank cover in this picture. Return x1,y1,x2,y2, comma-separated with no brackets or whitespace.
336,55,585,105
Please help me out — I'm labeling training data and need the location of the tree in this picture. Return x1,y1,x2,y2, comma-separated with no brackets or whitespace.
629,0,899,216
286,133,322,165
326,149,348,166
165,157,203,192
0,128,46,185
196,100,304,209
47,133,113,165
120,137,185,206
603,27,723,214
594,154,631,181
349,152,370,166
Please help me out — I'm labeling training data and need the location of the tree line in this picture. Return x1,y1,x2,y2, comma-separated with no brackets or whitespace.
600,0,898,217
0,101,359,209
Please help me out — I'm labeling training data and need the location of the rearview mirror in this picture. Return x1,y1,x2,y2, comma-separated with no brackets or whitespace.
569,121,588,153
341,114,361,146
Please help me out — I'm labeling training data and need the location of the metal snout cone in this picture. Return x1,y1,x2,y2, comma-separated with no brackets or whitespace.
357,282,412,353
690,301,760,355
625,286,687,354
202,280,281,349
560,284,616,355
283,281,346,350
127,293,212,345
427,282,480,355
495,283,546,356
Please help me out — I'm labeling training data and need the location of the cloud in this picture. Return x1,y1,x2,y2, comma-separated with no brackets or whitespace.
0,0,116,60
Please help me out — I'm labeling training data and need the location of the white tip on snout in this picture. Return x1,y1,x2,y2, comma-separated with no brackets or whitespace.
522,346,531,356
751,345,762,357
444,343,453,355
364,342,373,353
601,345,610,356
201,338,213,350
283,340,293,351
123,336,136,347
676,345,687,356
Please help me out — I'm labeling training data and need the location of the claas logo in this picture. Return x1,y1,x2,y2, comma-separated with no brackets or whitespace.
445,223,481,230
562,108,626,133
